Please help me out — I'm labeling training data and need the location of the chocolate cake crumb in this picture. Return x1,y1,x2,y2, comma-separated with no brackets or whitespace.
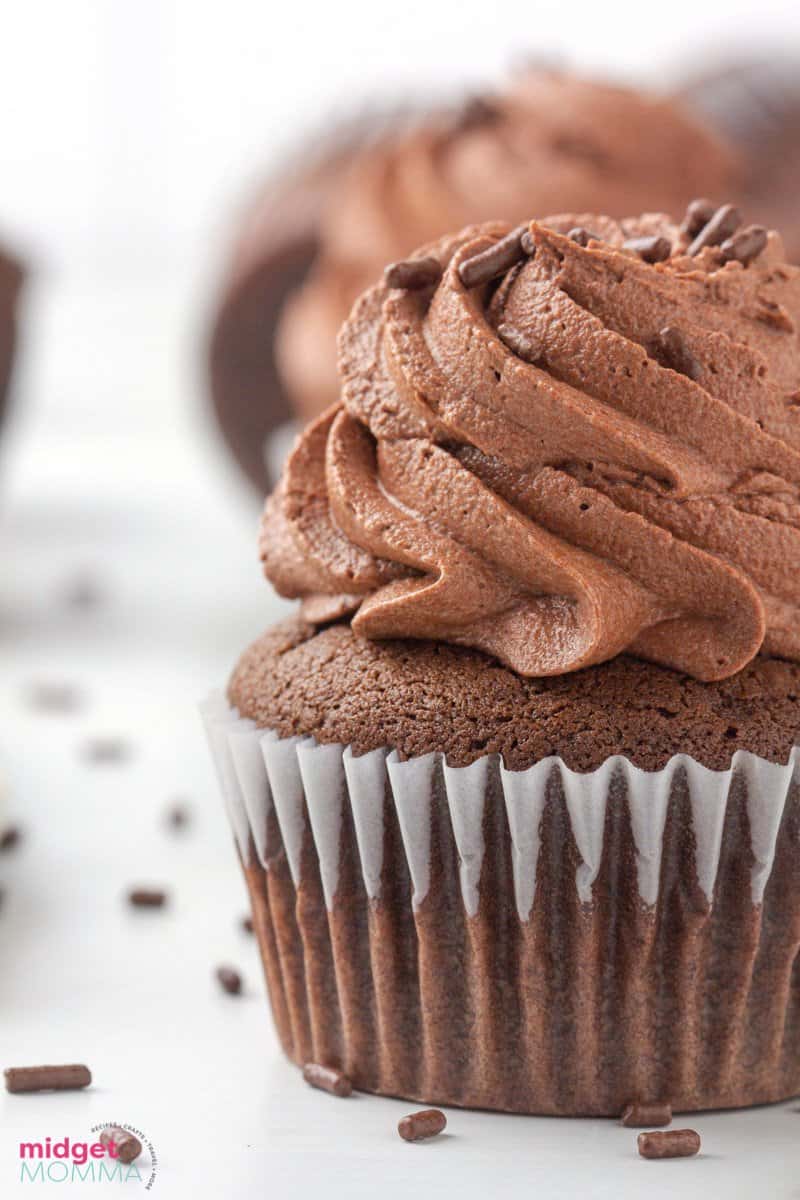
241,915,254,934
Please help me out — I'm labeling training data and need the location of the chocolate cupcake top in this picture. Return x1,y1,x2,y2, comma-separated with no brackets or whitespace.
276,71,738,419
261,206,800,682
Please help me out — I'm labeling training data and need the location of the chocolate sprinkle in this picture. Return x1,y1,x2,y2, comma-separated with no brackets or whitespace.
720,224,768,267
453,95,500,132
62,572,104,610
127,888,167,908
165,801,190,830
637,1129,701,1159
302,1062,353,1098
458,226,528,288
82,736,130,764
398,1108,447,1142
100,1127,142,1165
0,826,21,852
623,235,671,264
5,1065,92,1094
241,915,254,934
497,323,541,364
680,198,716,238
26,681,83,713
651,326,702,381
621,1100,673,1127
215,966,242,995
567,227,594,247
687,203,742,256
384,256,442,291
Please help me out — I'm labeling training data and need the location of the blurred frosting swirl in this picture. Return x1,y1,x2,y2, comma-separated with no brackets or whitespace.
261,212,800,681
276,70,738,420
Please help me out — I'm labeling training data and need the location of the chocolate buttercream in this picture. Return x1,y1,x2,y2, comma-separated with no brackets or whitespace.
261,212,800,681
277,72,738,418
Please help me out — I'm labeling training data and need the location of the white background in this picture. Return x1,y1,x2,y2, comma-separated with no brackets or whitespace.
0,2,799,1196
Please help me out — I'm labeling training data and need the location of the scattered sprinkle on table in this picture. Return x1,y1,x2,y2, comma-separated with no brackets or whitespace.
621,1100,672,1127
215,966,242,995
302,1062,352,1098
62,572,103,610
165,801,190,830
127,888,167,908
25,681,83,713
638,1129,700,1159
241,915,254,934
398,1109,447,1142
5,1064,92,1093
82,737,130,764
0,826,21,852
100,1127,142,1164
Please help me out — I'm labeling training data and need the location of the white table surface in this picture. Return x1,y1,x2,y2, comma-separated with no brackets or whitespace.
0,271,798,1198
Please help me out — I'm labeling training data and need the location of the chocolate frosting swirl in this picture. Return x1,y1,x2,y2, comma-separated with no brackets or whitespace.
261,212,800,681
277,71,738,419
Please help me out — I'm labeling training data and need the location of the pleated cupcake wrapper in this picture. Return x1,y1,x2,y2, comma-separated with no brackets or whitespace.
202,691,799,912
201,691,800,1115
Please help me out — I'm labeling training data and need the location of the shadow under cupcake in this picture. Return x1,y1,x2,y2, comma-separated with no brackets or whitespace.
204,205,800,1116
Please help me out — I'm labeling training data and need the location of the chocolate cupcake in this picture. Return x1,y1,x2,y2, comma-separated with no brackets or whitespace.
209,69,738,492
204,207,800,1115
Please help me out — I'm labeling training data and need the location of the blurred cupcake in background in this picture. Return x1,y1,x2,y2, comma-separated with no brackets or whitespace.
207,110,403,493
679,57,800,261
208,68,738,493
0,242,24,434
206,205,800,1115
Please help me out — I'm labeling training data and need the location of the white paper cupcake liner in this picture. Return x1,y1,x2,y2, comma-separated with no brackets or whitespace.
201,691,800,1115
